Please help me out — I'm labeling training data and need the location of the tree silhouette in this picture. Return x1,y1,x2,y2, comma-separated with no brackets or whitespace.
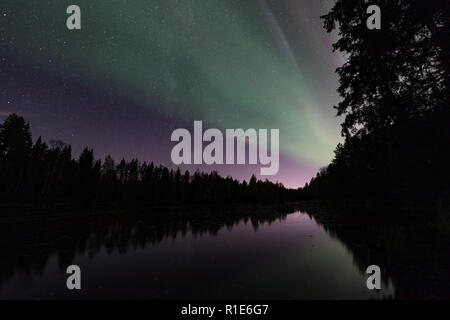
301,0,450,203
0,114,32,201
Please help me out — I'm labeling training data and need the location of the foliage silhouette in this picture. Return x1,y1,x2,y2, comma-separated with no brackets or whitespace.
300,0,450,203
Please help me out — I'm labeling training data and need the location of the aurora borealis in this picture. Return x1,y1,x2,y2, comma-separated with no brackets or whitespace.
0,0,344,188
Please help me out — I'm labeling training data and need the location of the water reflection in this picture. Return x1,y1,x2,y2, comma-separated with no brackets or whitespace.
1,204,446,299
299,202,450,299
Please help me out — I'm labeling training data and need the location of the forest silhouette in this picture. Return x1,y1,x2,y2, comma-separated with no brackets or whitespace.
0,114,296,209
299,0,449,203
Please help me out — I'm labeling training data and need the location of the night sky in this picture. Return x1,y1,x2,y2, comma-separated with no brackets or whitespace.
0,0,344,188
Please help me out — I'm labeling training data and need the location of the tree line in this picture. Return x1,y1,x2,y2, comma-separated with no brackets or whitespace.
300,0,449,203
0,114,297,209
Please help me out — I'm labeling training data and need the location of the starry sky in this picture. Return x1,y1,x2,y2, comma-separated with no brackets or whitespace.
0,0,344,188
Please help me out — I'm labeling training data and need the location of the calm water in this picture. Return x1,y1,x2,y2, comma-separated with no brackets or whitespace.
1,204,448,299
